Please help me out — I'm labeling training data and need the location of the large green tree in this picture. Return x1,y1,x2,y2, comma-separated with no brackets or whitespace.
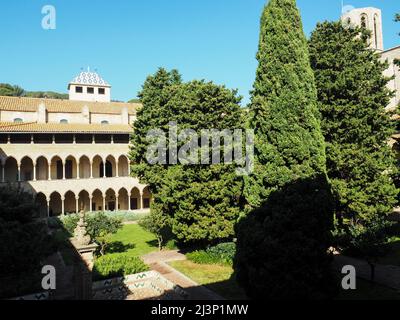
309,22,397,230
130,69,245,244
309,22,398,274
235,0,335,299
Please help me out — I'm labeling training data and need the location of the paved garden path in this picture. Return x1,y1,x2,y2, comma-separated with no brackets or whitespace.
333,255,400,290
142,250,225,300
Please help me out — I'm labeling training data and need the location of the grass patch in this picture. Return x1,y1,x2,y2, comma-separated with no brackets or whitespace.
169,260,247,300
104,224,158,257
337,278,400,300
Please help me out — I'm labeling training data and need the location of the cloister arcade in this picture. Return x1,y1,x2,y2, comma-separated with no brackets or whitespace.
0,154,130,182
0,153,152,217
38,186,152,217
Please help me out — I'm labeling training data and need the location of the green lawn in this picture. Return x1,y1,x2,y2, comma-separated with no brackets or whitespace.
105,224,159,257
169,260,247,300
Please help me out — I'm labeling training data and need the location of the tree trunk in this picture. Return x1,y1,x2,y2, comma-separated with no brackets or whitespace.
158,236,163,251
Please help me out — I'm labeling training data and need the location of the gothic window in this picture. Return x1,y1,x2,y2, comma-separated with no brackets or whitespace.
360,15,367,28
374,15,378,48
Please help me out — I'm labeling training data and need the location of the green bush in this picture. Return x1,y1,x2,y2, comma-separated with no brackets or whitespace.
187,242,236,266
59,215,80,236
93,254,149,280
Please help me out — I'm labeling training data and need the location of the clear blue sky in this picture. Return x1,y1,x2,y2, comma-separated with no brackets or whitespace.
0,0,398,105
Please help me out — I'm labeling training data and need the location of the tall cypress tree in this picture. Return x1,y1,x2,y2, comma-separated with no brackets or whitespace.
309,22,398,253
235,0,335,299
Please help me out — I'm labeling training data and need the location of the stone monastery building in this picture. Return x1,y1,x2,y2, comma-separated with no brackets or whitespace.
0,6,398,217
0,70,151,217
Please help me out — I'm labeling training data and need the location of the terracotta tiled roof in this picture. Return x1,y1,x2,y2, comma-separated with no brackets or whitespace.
0,122,133,133
0,96,140,115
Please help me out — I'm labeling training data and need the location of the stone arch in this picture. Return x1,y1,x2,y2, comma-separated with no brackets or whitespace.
130,187,141,210
49,192,62,217
79,155,91,179
36,156,49,180
102,155,115,178
64,190,77,214
118,187,129,211
4,156,18,182
360,13,368,29
118,155,129,177
373,13,379,49
65,155,78,179
92,189,104,212
20,156,34,181
50,155,63,180
78,190,90,212
92,155,103,178
105,188,117,211
142,186,152,209
36,192,48,218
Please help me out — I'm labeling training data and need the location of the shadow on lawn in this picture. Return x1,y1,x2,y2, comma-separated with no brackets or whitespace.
104,241,135,254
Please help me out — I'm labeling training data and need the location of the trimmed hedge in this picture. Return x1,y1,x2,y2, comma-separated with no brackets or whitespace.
93,254,149,280
187,242,236,266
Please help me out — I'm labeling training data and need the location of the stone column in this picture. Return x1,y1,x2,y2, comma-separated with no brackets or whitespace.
63,161,66,180
75,196,79,213
77,160,80,180
48,162,52,180
33,163,37,181
102,194,106,211
47,200,50,217
128,195,131,211
115,160,119,178
30,135,34,144
115,196,119,212
17,164,21,182
140,192,144,210
89,196,93,212
90,161,93,179
61,197,65,215
102,161,106,178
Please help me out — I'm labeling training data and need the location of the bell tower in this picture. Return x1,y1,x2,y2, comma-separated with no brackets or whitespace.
341,7,384,51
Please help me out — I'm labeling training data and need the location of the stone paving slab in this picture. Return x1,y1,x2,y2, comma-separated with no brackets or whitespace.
142,250,187,264
149,261,224,300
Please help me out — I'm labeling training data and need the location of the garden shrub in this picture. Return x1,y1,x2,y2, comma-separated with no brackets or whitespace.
93,254,149,280
187,242,236,266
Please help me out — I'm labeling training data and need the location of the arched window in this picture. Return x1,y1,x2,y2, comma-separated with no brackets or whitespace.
60,119,68,124
373,15,378,48
360,15,367,29
13,118,23,123
101,120,109,125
